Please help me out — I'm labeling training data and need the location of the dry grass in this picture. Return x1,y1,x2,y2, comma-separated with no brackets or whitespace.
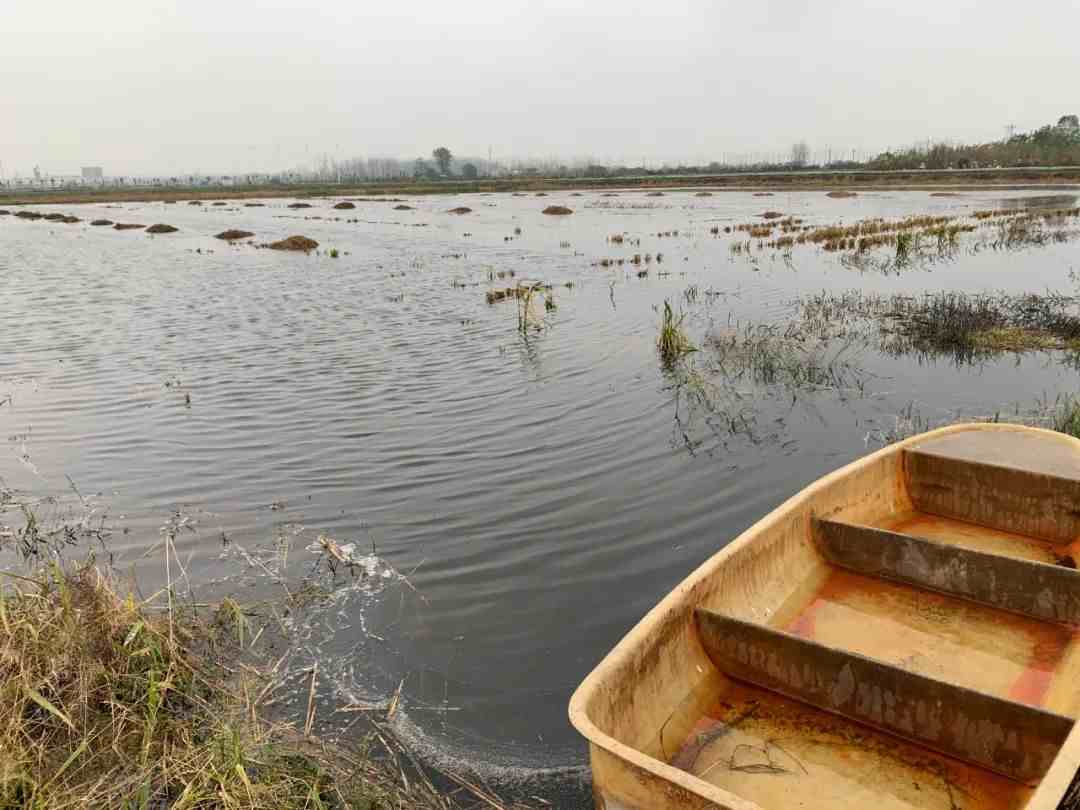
268,235,319,252
0,494,536,810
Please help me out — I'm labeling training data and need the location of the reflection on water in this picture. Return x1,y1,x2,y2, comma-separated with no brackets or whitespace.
2,188,1080,805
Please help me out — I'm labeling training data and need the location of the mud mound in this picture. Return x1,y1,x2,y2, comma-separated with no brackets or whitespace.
761,211,784,219
16,211,44,220
188,201,203,206
44,213,66,221
542,205,573,215
215,229,255,241
164,200,177,204
535,192,548,197
90,219,113,226
646,191,665,197
212,202,227,206
146,224,178,234
753,192,774,197
333,202,356,210
695,191,714,197
930,192,962,197
393,204,414,211
288,202,313,209
268,235,319,251
113,223,146,230
448,207,473,214
0,210,10,216
244,203,266,207
60,216,81,224
826,190,858,199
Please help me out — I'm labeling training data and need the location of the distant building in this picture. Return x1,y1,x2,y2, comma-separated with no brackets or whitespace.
81,166,103,181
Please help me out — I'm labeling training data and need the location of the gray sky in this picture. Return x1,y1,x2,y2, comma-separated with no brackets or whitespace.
4,0,1078,176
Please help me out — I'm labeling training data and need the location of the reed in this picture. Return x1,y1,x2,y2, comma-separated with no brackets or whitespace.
657,300,696,368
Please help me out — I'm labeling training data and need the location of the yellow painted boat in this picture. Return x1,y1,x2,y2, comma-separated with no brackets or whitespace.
569,424,1080,809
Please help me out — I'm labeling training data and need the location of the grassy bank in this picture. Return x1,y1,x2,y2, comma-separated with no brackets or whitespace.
0,494,532,810
3,167,1080,206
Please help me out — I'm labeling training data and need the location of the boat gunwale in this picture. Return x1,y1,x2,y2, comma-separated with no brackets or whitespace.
567,422,1080,810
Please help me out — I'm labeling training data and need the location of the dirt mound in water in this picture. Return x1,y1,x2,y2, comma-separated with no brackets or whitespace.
333,201,356,210
761,211,784,219
288,202,313,209
542,205,573,215
15,211,44,220
60,216,81,224
188,201,203,206
827,190,858,198
212,202,227,206
164,200,177,204
646,191,665,197
393,204,414,211
753,192,774,197
535,192,548,197
44,213,66,221
244,203,266,207
448,206,472,214
215,229,255,241
695,191,713,197
113,223,146,230
146,224,178,234
0,210,10,216
931,192,962,197
268,235,318,251
90,219,113,226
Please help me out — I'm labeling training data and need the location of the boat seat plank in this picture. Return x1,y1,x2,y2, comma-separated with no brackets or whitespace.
875,509,1065,565
694,608,1074,784
904,441,1080,545
814,518,1080,625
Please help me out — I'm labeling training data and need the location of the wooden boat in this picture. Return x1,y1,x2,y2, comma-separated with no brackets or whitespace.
569,424,1080,810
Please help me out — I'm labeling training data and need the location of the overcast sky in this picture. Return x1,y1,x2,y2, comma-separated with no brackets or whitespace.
3,0,1078,177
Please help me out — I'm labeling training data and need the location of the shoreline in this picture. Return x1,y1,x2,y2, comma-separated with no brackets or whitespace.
3,167,1080,207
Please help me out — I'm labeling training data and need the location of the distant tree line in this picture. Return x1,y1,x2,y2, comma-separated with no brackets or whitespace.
868,117,1080,171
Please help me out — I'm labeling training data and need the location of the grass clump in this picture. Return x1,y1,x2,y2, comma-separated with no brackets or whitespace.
657,300,696,369
0,563,319,809
268,235,319,252
215,229,255,241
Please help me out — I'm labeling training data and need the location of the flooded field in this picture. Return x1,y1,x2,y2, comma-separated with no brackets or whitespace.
2,187,1080,804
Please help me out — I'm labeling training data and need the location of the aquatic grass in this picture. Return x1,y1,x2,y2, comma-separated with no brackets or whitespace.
657,301,696,369
868,393,1080,446
796,290,1080,363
